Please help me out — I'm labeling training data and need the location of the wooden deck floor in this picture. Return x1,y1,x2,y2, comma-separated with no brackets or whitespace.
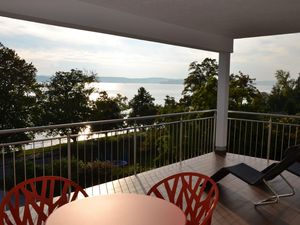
85,152,300,225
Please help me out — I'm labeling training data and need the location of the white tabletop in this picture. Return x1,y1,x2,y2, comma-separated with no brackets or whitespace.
46,193,186,225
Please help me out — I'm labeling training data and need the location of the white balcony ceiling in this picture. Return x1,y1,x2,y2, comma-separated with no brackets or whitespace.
0,0,300,52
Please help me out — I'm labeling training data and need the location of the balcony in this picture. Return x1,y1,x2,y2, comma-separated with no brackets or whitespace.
1,110,300,225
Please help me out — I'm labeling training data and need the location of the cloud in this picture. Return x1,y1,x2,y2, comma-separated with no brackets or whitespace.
16,45,213,77
232,33,300,80
1,16,299,81
0,16,217,78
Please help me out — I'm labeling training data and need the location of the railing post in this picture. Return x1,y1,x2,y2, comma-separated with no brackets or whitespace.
2,147,6,196
267,118,272,165
213,112,217,150
134,122,137,175
179,116,183,167
67,132,72,181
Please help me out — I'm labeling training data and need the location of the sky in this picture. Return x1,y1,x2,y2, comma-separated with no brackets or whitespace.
0,16,300,81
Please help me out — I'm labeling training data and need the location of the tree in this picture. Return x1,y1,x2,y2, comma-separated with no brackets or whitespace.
181,58,265,112
42,69,96,138
0,43,40,144
90,91,127,131
268,70,296,114
129,87,157,125
181,58,218,111
229,72,264,111
293,74,300,114
158,95,184,115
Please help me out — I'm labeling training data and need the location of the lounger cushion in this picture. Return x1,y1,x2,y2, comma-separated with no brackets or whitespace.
287,162,300,176
228,163,264,185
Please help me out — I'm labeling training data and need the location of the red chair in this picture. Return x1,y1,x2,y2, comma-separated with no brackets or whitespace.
0,176,88,225
147,172,219,225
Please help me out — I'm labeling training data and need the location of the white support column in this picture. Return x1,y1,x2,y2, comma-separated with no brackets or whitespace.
215,52,230,153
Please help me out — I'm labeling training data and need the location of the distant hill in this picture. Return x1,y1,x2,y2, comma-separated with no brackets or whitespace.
36,75,275,87
36,75,183,84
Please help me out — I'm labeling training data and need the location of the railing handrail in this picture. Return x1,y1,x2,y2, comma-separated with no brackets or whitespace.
0,109,216,135
229,110,300,119
0,115,216,147
1,109,300,137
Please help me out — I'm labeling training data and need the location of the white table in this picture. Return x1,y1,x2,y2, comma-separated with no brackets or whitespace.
46,193,187,225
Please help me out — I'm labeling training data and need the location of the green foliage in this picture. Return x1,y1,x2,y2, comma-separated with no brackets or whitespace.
268,70,298,114
90,91,126,131
158,95,183,115
114,93,129,112
229,72,265,111
182,59,218,95
181,58,218,111
0,43,40,144
129,87,158,124
2,157,117,191
42,69,96,137
181,58,266,112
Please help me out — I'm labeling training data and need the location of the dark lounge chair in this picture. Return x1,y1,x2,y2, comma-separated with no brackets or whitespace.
210,145,300,206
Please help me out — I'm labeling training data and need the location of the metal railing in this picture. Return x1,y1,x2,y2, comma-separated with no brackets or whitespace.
1,109,300,200
0,110,215,199
228,111,300,163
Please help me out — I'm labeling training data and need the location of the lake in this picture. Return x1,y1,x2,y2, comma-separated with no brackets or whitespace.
89,82,273,105
89,82,184,105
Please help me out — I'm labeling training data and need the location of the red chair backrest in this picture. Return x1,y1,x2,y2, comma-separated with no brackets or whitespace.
0,176,88,225
147,172,219,225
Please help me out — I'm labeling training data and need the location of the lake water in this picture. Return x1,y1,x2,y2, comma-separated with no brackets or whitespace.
90,82,184,105
89,82,273,105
